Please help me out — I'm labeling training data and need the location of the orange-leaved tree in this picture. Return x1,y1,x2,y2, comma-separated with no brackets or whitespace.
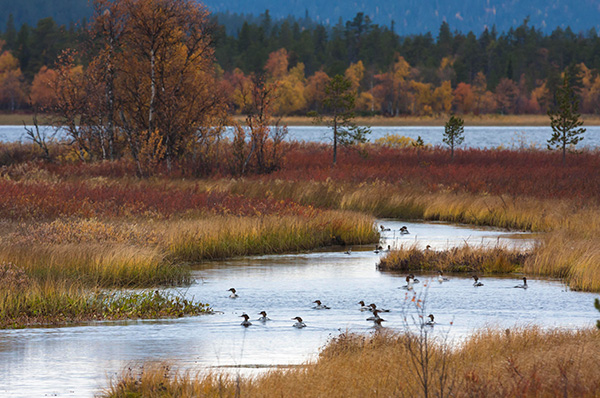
48,0,227,175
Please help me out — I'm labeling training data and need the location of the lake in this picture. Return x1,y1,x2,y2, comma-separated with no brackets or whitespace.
2,125,600,149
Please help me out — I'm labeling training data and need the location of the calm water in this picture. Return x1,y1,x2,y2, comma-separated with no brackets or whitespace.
0,221,597,397
2,125,600,149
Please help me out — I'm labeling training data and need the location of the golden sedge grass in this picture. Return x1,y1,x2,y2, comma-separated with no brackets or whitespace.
102,327,600,398
378,244,530,274
166,211,378,262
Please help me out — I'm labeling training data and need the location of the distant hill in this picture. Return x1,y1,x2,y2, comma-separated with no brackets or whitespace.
203,0,600,34
0,0,90,27
2,0,600,34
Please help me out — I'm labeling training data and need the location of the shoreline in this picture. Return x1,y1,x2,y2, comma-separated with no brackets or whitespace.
4,113,600,127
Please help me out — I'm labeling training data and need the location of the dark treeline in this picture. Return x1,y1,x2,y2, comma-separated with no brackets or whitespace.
213,12,600,91
2,10,600,115
4,11,600,91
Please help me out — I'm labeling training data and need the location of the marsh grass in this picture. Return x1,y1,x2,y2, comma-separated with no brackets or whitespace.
0,243,185,288
220,179,566,232
0,273,210,328
378,244,530,274
167,212,378,261
102,328,600,397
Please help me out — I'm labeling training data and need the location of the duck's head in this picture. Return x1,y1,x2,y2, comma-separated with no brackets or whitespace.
228,288,236,293
369,303,377,309
427,314,434,322
313,300,322,305
292,316,303,322
472,275,479,281
358,300,365,306
240,314,250,320
259,311,267,317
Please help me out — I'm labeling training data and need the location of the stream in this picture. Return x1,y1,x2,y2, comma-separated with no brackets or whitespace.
0,220,597,397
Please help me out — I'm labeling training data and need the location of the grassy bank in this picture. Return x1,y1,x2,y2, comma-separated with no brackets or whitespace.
0,268,210,328
103,327,600,397
378,245,530,274
6,113,600,127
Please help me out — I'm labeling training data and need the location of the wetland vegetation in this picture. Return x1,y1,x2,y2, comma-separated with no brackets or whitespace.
0,0,599,395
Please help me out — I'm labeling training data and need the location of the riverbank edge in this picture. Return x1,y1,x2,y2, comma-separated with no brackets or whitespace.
102,327,600,397
4,113,600,126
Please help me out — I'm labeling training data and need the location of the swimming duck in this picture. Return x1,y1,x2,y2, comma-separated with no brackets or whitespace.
292,316,306,328
409,274,420,283
374,244,383,254
514,277,528,289
257,311,270,322
313,300,331,309
386,245,391,251
372,317,386,328
401,275,414,290
345,248,352,255
358,300,371,311
472,275,484,287
368,303,390,313
228,288,239,298
438,271,450,283
380,225,391,232
400,226,410,234
240,313,252,327
425,314,435,326
366,309,382,321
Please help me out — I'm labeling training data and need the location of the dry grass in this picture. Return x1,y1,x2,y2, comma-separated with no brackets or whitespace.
103,327,600,397
166,211,377,261
217,179,569,232
0,211,377,288
378,244,530,274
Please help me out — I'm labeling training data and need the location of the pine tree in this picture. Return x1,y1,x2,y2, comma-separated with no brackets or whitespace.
311,74,370,165
443,114,464,160
547,72,585,165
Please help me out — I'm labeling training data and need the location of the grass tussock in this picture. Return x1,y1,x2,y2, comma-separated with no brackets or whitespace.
378,244,530,274
103,328,600,398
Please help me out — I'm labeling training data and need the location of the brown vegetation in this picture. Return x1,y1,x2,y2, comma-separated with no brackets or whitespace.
103,328,600,397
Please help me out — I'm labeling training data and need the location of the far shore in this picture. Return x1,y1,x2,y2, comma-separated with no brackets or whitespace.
4,113,600,127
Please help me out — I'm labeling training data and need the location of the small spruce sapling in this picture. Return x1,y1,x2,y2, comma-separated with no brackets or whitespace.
443,115,464,160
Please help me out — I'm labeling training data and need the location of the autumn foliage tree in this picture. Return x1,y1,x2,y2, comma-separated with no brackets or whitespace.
231,73,287,174
47,0,227,175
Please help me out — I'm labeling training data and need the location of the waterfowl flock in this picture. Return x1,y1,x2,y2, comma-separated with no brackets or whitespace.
225,232,531,330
